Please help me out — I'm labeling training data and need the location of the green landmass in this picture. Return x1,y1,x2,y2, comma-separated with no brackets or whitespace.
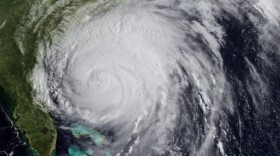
0,0,56,155
0,0,121,155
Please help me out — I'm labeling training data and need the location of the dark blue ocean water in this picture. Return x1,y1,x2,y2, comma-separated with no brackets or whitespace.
0,103,31,156
1,2,280,156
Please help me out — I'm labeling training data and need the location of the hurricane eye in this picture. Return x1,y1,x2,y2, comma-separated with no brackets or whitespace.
24,0,278,155
87,71,112,91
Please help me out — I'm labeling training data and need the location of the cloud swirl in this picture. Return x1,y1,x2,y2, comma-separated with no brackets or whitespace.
28,0,280,155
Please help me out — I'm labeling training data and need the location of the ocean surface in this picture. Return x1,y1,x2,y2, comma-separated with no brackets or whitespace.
1,0,280,155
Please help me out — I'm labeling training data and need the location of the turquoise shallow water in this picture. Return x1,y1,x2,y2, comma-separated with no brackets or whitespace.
2,0,280,155
68,145,93,156
68,124,110,155
70,124,104,146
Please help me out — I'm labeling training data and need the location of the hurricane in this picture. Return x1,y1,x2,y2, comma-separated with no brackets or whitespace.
6,0,279,155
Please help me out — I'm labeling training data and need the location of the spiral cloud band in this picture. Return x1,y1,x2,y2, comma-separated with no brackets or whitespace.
28,0,280,155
